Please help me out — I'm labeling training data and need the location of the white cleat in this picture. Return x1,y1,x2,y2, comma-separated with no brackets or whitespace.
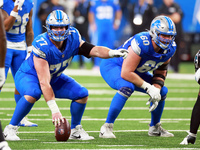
99,123,116,138
18,117,38,127
0,141,11,150
180,133,196,145
148,123,174,137
69,125,94,140
3,125,20,141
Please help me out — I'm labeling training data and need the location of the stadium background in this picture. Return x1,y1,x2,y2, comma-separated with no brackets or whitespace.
32,0,200,64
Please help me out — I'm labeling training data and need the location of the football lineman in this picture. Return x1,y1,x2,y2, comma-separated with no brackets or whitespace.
0,0,37,127
3,10,128,141
180,50,200,145
99,15,176,138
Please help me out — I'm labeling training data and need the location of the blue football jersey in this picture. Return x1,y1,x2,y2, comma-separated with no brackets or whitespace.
116,32,176,73
1,0,33,42
19,27,81,83
89,0,120,27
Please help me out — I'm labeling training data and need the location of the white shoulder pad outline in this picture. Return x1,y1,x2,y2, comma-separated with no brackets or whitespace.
131,38,141,56
33,46,46,59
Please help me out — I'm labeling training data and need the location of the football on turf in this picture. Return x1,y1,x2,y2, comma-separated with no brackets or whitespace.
55,118,71,141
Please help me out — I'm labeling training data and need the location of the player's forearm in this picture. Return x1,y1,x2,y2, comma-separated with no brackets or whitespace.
90,46,111,58
26,30,34,46
4,6,18,31
41,84,55,102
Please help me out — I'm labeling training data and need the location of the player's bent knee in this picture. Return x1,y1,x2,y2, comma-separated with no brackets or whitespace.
25,88,42,101
118,87,133,98
160,86,168,100
73,87,88,101
161,86,168,96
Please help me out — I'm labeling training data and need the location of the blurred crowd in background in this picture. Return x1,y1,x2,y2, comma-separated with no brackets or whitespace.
32,0,200,73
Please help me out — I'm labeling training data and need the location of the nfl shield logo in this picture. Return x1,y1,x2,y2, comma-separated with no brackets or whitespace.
62,54,64,58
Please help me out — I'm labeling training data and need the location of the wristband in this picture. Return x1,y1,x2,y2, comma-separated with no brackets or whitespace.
27,46,32,53
10,11,18,18
114,19,121,26
47,100,60,114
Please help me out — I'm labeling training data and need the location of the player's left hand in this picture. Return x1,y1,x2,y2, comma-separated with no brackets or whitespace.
109,49,129,59
146,97,160,112
14,0,25,10
0,67,5,88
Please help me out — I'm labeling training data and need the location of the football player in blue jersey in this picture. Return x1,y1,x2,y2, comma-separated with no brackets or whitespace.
0,0,37,127
88,0,122,70
99,15,176,138
0,8,12,150
3,10,128,141
180,50,200,145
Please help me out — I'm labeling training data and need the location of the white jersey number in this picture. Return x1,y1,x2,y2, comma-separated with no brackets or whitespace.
8,13,29,34
137,61,164,73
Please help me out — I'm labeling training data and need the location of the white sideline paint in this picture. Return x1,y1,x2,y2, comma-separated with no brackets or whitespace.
0,97,196,101
0,118,190,121
64,69,195,80
9,129,192,134
1,88,198,93
0,107,195,111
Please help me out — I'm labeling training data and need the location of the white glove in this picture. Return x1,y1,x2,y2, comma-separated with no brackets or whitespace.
146,98,159,112
141,81,161,101
14,0,25,10
108,49,129,59
0,68,5,88
195,68,200,84
25,46,32,60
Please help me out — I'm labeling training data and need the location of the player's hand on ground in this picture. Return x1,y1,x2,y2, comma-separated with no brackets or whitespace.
14,0,25,10
109,49,129,59
0,68,5,88
52,112,64,127
146,98,159,112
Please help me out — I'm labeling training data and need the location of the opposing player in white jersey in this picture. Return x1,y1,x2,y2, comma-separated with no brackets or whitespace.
3,10,128,141
0,0,37,127
99,15,176,138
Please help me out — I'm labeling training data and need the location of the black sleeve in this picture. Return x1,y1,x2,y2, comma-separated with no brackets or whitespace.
78,42,95,58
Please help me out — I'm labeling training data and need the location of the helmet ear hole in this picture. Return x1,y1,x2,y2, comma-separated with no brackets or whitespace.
46,10,70,42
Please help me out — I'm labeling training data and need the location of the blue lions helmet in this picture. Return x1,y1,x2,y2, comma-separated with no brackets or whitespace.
149,15,176,50
46,10,70,41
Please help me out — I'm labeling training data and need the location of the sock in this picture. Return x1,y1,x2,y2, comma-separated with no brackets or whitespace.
150,100,165,126
106,92,128,123
70,101,86,129
10,96,34,126
190,95,200,134
14,94,21,104
0,121,5,142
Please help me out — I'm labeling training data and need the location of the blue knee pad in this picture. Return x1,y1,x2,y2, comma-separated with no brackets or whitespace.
118,87,133,98
160,86,168,101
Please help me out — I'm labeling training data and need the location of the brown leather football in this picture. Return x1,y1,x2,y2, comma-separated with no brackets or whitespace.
55,118,71,141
